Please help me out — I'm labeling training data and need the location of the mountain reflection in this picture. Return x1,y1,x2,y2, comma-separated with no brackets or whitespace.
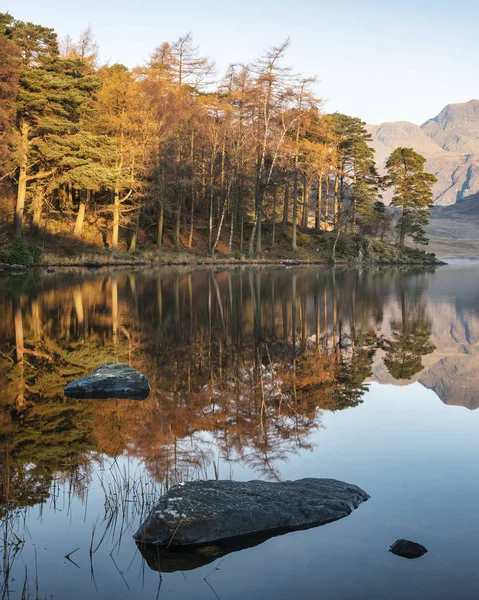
0,265,465,514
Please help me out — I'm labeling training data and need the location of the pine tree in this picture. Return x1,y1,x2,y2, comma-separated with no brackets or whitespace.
385,147,437,247
2,14,106,235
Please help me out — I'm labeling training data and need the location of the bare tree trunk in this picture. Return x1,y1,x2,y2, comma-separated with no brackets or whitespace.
208,160,215,254
331,228,341,264
228,187,236,255
240,207,244,253
212,181,232,256
315,172,323,230
174,191,181,251
333,174,339,229
301,174,310,228
292,170,299,251
112,188,120,251
155,169,164,247
325,174,330,222
188,190,195,249
272,185,277,248
282,180,290,229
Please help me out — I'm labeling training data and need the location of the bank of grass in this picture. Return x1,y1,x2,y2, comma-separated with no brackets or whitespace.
0,218,442,267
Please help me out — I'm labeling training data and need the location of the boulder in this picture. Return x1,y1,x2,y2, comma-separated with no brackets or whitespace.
6,264,28,272
134,478,369,547
389,539,428,559
64,363,150,399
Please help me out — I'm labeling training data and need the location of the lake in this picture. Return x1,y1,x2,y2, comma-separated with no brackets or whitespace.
1,262,479,599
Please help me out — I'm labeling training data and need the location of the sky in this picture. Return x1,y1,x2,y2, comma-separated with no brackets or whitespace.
9,0,479,124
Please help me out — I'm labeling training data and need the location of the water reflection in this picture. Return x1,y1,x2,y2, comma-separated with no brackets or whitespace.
0,265,463,519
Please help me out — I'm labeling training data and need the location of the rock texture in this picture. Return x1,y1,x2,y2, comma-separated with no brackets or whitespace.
64,363,150,399
134,478,369,546
389,539,428,559
367,100,479,206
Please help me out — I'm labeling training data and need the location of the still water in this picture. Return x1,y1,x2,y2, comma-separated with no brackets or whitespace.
1,263,479,599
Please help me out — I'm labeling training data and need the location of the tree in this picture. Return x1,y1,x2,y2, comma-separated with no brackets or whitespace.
2,13,107,236
0,34,19,176
385,147,437,247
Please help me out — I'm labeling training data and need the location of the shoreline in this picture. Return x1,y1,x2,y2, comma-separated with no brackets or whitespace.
0,256,446,272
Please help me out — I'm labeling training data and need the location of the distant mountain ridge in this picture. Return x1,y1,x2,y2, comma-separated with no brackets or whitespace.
367,99,479,205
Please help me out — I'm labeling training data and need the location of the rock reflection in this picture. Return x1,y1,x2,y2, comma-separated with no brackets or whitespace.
0,267,441,514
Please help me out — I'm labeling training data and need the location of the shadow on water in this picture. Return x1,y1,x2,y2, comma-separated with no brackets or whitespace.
137,519,340,573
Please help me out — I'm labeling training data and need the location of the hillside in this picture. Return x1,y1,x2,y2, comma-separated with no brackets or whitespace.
367,99,479,206
426,191,479,258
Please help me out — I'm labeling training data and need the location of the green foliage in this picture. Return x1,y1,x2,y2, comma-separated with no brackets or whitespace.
385,147,437,247
8,236,31,265
231,250,244,260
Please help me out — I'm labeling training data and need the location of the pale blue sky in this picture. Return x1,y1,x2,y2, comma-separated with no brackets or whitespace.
10,0,479,124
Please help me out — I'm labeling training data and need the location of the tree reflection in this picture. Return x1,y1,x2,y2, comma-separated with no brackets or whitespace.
383,275,435,380
0,266,435,512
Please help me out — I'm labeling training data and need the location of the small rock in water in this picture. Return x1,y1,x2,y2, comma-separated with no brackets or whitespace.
134,478,369,546
64,363,150,399
389,539,428,559
46,267,55,273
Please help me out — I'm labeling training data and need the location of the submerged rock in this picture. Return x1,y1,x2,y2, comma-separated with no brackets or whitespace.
64,363,150,399
389,539,428,559
134,478,369,547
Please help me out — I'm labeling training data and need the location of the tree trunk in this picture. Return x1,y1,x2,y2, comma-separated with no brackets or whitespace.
188,190,195,249
301,175,310,228
14,121,29,236
333,174,339,228
174,192,181,251
130,209,140,252
315,172,323,230
32,186,43,228
212,182,232,256
112,188,120,252
282,181,290,229
208,160,215,254
272,185,277,248
74,190,87,237
292,170,299,251
325,174,330,222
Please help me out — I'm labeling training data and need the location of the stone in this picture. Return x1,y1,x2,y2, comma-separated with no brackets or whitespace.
83,260,102,269
134,478,369,547
6,264,28,272
64,363,150,399
389,539,428,559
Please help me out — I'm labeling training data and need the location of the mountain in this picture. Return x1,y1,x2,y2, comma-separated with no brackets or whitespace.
367,100,479,205
422,100,479,154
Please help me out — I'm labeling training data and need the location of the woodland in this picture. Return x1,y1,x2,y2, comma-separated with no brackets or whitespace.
0,13,437,263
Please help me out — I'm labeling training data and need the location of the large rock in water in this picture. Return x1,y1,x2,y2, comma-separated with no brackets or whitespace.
64,363,150,399
134,478,369,547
